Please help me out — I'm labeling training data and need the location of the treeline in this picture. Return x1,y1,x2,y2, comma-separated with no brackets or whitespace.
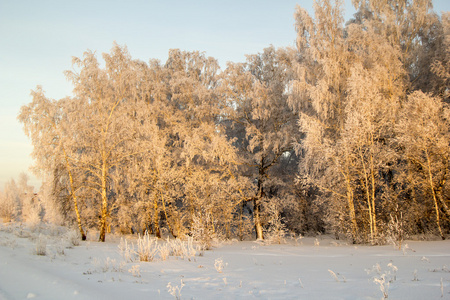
12,0,450,244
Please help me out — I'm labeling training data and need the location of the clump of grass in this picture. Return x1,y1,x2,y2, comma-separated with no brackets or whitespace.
35,234,47,256
136,231,158,262
118,233,198,262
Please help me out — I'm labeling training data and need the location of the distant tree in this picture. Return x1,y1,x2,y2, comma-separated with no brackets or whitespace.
430,12,450,100
0,179,21,222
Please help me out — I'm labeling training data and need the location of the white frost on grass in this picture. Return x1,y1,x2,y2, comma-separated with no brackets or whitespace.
0,222,449,299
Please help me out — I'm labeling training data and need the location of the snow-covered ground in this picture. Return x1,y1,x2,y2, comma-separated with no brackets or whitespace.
0,223,449,300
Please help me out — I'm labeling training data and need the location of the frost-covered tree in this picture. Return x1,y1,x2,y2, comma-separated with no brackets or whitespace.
395,91,450,239
63,44,148,242
222,46,298,240
0,179,21,222
430,12,450,100
292,0,449,242
341,19,407,242
160,50,247,240
18,172,41,226
291,0,358,240
18,88,86,239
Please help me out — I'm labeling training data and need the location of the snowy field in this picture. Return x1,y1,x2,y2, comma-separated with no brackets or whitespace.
0,223,449,300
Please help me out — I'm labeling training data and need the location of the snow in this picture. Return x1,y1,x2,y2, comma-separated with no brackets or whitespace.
0,223,449,299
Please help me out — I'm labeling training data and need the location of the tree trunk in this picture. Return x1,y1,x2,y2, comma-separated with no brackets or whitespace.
161,187,177,238
99,158,108,242
68,171,86,241
370,152,377,239
255,163,265,241
426,150,445,240
239,200,245,241
254,198,264,240
344,170,358,241
64,150,86,241
153,194,161,238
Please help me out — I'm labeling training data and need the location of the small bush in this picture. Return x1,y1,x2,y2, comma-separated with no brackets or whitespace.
64,229,81,247
136,231,158,262
118,234,198,262
118,237,136,262
35,234,47,256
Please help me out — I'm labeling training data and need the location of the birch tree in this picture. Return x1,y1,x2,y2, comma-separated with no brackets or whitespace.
291,0,359,240
430,12,450,100
222,46,298,240
342,19,406,242
291,0,450,242
162,49,246,241
396,91,450,239
18,87,86,239
64,44,147,242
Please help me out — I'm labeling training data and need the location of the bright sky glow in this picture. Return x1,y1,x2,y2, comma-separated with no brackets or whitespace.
0,0,448,191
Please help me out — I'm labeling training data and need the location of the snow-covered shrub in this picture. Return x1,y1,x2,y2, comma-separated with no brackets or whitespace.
118,234,198,262
35,234,47,256
190,213,215,251
385,213,404,250
118,237,136,262
92,257,125,273
263,200,287,245
39,180,65,226
167,236,197,261
64,229,81,247
136,231,158,262
159,242,171,261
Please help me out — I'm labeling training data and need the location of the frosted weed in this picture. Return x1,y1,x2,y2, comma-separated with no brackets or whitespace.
167,279,184,300
128,265,141,277
92,257,125,273
328,269,346,283
35,234,47,256
118,237,136,262
214,257,227,273
412,269,419,281
367,262,398,299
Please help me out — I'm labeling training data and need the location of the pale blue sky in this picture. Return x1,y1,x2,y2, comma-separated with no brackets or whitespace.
0,1,448,191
